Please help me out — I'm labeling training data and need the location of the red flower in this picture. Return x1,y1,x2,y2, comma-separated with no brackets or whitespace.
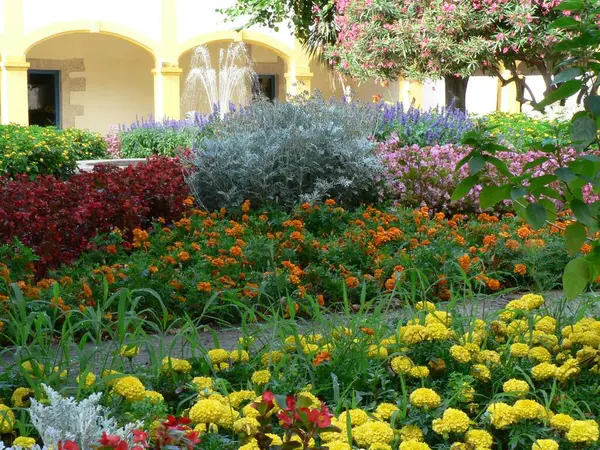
98,433,122,447
277,410,294,428
285,395,296,411
262,390,275,407
58,441,80,450
132,430,148,444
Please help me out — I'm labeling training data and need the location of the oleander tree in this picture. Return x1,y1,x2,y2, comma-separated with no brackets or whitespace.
324,0,567,109
453,0,600,299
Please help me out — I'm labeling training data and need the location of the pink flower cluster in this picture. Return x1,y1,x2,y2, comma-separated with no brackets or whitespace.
378,135,599,213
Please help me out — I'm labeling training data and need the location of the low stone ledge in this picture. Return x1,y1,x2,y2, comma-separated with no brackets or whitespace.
77,158,147,172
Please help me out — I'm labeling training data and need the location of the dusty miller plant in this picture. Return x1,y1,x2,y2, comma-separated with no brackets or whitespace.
182,93,383,210
28,384,141,450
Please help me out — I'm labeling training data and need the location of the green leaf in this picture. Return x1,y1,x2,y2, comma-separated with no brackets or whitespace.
552,67,583,85
536,80,582,110
529,174,557,190
563,258,590,300
468,156,486,175
565,222,587,255
523,157,548,171
485,156,512,178
550,16,581,29
555,167,576,183
556,0,584,11
510,187,527,201
571,198,594,226
526,202,547,229
584,95,600,117
480,185,511,210
451,175,479,202
570,115,598,149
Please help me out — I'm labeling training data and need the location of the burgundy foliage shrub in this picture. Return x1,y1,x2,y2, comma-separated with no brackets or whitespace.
0,157,189,273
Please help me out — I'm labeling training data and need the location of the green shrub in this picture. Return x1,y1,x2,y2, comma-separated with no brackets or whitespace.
481,112,569,151
183,96,383,210
0,125,107,178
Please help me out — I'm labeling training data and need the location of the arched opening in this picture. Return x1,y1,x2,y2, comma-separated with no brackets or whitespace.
178,40,288,116
26,32,155,133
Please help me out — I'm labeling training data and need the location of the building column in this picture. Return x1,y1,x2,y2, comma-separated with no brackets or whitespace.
1,56,31,125
398,78,423,107
284,65,313,97
152,63,183,120
496,67,521,113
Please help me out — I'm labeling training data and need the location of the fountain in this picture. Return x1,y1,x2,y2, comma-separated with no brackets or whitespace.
182,42,255,118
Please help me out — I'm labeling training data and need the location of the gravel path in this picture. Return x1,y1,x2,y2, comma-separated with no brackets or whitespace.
2,290,599,372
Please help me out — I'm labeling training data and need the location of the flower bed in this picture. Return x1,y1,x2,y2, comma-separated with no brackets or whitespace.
378,140,600,213
0,293,598,450
0,202,573,322
0,157,189,274
0,125,107,178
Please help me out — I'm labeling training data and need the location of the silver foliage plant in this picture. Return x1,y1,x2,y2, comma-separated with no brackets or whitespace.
26,384,141,450
182,93,384,210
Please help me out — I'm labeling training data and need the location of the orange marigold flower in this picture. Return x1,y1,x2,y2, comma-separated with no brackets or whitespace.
60,276,73,286
487,279,500,291
83,283,93,298
259,214,268,222
192,243,201,251
290,231,304,242
514,264,527,275
243,283,259,298
316,294,325,306
505,239,520,250
346,277,360,289
106,244,117,254
184,196,194,206
169,280,183,290
178,251,190,262
313,351,332,366
581,243,592,254
457,254,471,272
454,235,466,246
325,199,336,206
196,282,211,293
525,239,545,248
241,200,251,212
517,226,532,239
361,327,375,336
230,246,243,257
242,214,249,222
483,235,497,246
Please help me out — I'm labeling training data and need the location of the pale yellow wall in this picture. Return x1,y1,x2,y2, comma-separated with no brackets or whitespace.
27,33,154,133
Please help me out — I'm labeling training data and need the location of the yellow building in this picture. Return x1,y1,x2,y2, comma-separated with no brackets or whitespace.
0,0,523,134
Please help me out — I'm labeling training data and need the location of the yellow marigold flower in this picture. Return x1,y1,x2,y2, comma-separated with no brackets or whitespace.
519,293,544,310
212,362,230,372
238,439,260,450
457,383,475,403
477,350,501,366
409,388,441,409
534,316,556,334
502,379,529,397
162,357,192,373
531,362,558,381
391,355,413,374
367,345,388,359
352,421,395,447
189,399,226,425
528,346,552,363
487,402,515,429
432,408,471,435
408,366,429,378
321,418,347,442
102,370,121,386
399,442,431,450
12,437,37,449
119,345,140,358
471,364,491,382
251,370,271,385
338,409,369,427
399,424,424,442
113,376,146,401
218,407,240,429
233,417,260,435
0,404,15,433
191,376,213,391
450,345,472,363
207,348,230,364
399,325,427,345
298,391,321,409
512,399,546,421
425,310,452,326
261,350,284,366
76,372,97,388
144,390,164,403
230,349,250,363
532,439,559,450
510,343,530,357
227,390,256,409
193,423,218,434
465,429,493,449
369,443,391,450
323,442,351,450
556,358,580,382
415,301,436,312
11,387,33,407
550,413,574,432
566,420,599,444
375,403,398,421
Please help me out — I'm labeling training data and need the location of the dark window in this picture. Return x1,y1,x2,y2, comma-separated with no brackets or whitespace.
28,70,60,127
252,75,276,101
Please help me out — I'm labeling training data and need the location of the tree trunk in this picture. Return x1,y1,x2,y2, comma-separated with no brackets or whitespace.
444,75,469,111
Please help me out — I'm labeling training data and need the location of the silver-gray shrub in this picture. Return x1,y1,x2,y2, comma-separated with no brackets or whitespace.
27,384,141,450
182,95,383,210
